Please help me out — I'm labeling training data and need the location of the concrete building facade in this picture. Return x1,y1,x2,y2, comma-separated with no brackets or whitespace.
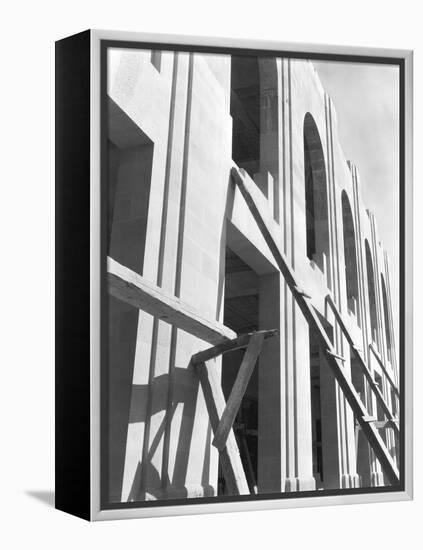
105,47,399,504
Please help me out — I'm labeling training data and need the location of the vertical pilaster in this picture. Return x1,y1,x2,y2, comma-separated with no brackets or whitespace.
320,97,358,489
283,59,315,491
350,164,373,486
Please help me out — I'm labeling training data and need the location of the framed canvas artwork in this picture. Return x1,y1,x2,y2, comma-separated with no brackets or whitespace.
55,29,413,520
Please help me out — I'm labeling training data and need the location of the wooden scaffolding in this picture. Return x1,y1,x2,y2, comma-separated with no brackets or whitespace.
107,166,400,496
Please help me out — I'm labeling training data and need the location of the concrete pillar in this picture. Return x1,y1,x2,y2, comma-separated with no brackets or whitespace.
258,273,315,492
322,97,359,490
319,348,341,489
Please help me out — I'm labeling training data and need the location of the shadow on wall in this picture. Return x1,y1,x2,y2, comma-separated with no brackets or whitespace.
109,360,205,503
108,173,238,505
215,173,236,322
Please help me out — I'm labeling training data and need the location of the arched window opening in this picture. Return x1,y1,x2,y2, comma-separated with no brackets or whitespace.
381,275,392,362
303,113,330,285
365,241,378,346
341,191,360,323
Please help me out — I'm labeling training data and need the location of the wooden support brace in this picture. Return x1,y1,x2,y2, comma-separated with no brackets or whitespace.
193,359,250,495
212,332,266,451
361,415,378,423
374,419,399,430
239,434,258,494
326,350,346,362
294,286,312,299
359,417,399,430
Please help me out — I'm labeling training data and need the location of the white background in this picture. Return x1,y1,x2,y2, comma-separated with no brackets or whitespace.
0,1,420,548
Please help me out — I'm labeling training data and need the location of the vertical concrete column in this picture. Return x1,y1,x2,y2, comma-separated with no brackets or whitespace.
383,253,399,383
362,251,384,484
382,252,399,470
370,215,384,356
165,53,233,498
258,57,281,223
323,97,359,489
319,350,341,488
145,52,191,499
258,273,315,492
351,165,375,486
292,298,317,490
338,345,360,488
280,59,315,492
371,228,398,472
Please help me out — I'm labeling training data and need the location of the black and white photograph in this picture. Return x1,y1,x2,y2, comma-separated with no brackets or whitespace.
102,40,405,509
2,0,421,544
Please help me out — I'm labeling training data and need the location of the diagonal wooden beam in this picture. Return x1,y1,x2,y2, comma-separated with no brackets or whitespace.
212,332,265,451
193,359,250,495
232,166,400,486
325,294,400,434
107,256,236,345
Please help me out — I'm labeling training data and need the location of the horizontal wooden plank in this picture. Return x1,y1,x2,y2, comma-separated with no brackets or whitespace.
359,418,399,430
107,257,236,345
191,329,278,365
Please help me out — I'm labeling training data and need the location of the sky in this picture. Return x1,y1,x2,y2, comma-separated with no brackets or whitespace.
313,60,400,341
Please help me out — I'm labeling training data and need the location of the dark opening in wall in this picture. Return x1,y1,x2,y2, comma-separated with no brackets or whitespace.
230,56,260,179
108,98,154,276
309,313,334,489
309,328,323,487
374,372,387,445
365,240,378,347
391,387,398,417
381,275,392,362
351,348,372,488
341,191,360,323
350,349,367,408
220,247,259,495
303,113,330,284
107,296,138,502
305,140,317,259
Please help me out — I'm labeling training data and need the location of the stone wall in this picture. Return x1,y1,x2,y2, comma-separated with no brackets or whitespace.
106,48,398,502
